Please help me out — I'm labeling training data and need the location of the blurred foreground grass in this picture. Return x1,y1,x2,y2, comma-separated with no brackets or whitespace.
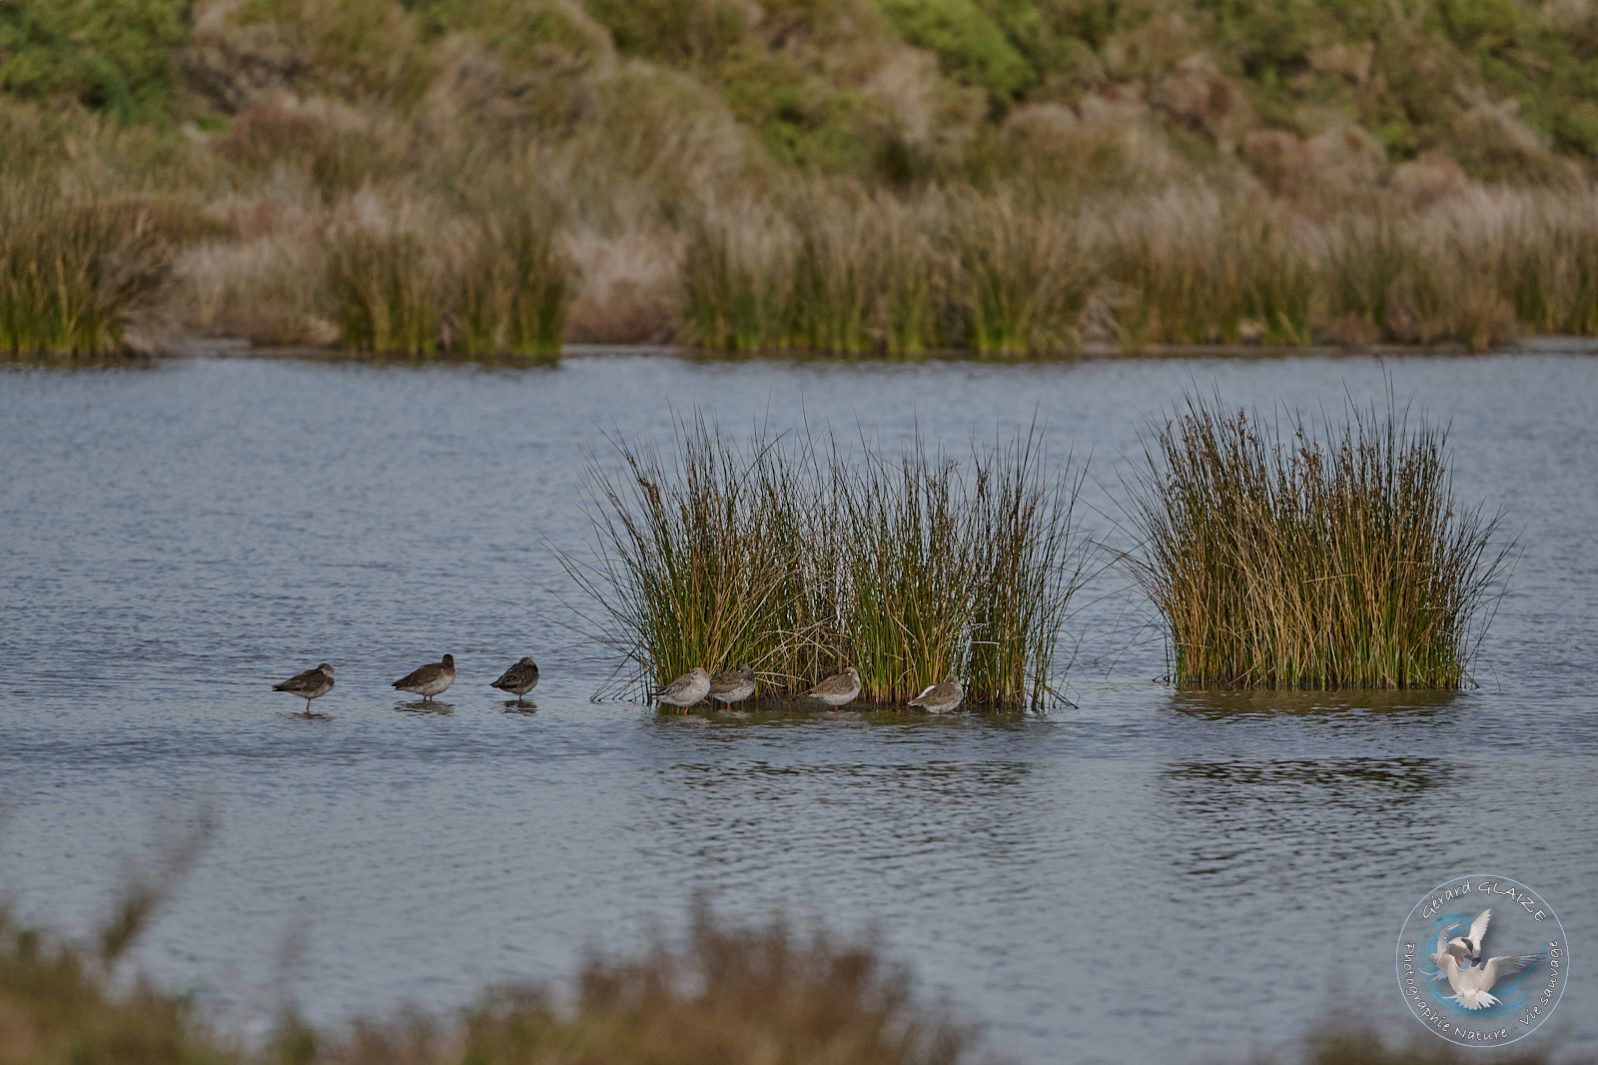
0,902,1581,1065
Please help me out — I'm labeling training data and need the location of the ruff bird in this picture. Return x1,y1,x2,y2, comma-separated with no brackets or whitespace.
491,657,540,704
273,663,334,714
908,675,964,713
804,666,861,709
708,665,756,708
393,654,456,701
651,667,710,708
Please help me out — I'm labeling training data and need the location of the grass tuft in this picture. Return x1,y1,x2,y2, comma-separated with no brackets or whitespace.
1129,394,1511,689
325,207,572,359
0,190,171,357
568,416,1084,709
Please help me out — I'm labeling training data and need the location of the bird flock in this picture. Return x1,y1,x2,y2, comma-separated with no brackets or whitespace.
272,658,966,715
271,654,540,714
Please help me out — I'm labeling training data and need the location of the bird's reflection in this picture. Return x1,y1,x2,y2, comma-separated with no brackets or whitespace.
395,700,454,715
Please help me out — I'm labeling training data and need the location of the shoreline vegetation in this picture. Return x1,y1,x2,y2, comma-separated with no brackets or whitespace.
0,902,1577,1065
9,1,1598,359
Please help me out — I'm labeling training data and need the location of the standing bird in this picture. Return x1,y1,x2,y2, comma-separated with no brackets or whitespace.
650,667,710,708
491,657,540,705
392,653,456,702
803,666,861,709
908,675,964,714
273,663,334,715
708,665,757,709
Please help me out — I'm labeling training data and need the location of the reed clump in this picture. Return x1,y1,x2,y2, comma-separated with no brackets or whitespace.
449,207,573,362
1102,191,1315,348
570,418,1084,710
680,188,1098,357
1130,395,1510,689
324,208,573,359
946,194,1095,356
0,191,171,357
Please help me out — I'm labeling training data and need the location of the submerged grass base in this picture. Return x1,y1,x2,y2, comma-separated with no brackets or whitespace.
568,418,1085,710
1131,395,1510,689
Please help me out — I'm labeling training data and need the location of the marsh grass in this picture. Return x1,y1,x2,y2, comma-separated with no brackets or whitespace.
679,208,794,351
325,208,572,359
325,228,440,356
568,418,1084,709
1130,395,1510,689
1105,194,1315,348
4,897,1580,1065
0,191,172,357
450,207,573,361
947,194,1095,356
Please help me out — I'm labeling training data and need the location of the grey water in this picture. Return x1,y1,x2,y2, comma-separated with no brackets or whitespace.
0,351,1594,1064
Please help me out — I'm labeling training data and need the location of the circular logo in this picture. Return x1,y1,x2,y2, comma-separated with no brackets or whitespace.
1395,875,1568,1047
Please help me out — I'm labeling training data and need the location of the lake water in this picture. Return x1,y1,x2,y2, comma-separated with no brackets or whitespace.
1,350,1594,1064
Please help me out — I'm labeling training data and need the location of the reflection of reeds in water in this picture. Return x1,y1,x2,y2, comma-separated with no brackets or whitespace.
568,418,1085,709
1130,395,1510,690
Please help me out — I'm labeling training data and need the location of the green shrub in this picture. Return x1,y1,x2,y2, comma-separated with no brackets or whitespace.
0,0,189,122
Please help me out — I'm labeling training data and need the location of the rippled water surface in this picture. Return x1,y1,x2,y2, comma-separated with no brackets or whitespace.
1,351,1594,1063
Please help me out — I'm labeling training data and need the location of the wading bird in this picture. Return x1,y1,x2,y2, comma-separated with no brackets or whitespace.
803,666,861,709
908,675,964,713
491,657,540,705
708,665,756,708
392,654,456,702
273,663,334,715
651,667,710,708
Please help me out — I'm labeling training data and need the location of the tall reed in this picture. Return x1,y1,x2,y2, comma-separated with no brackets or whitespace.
325,227,440,355
1104,192,1314,348
1129,395,1510,689
0,190,168,356
326,209,572,359
568,418,1085,709
679,207,794,351
451,207,573,361
945,194,1095,355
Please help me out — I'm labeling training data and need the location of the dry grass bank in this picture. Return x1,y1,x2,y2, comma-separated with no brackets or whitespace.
7,1,1598,357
